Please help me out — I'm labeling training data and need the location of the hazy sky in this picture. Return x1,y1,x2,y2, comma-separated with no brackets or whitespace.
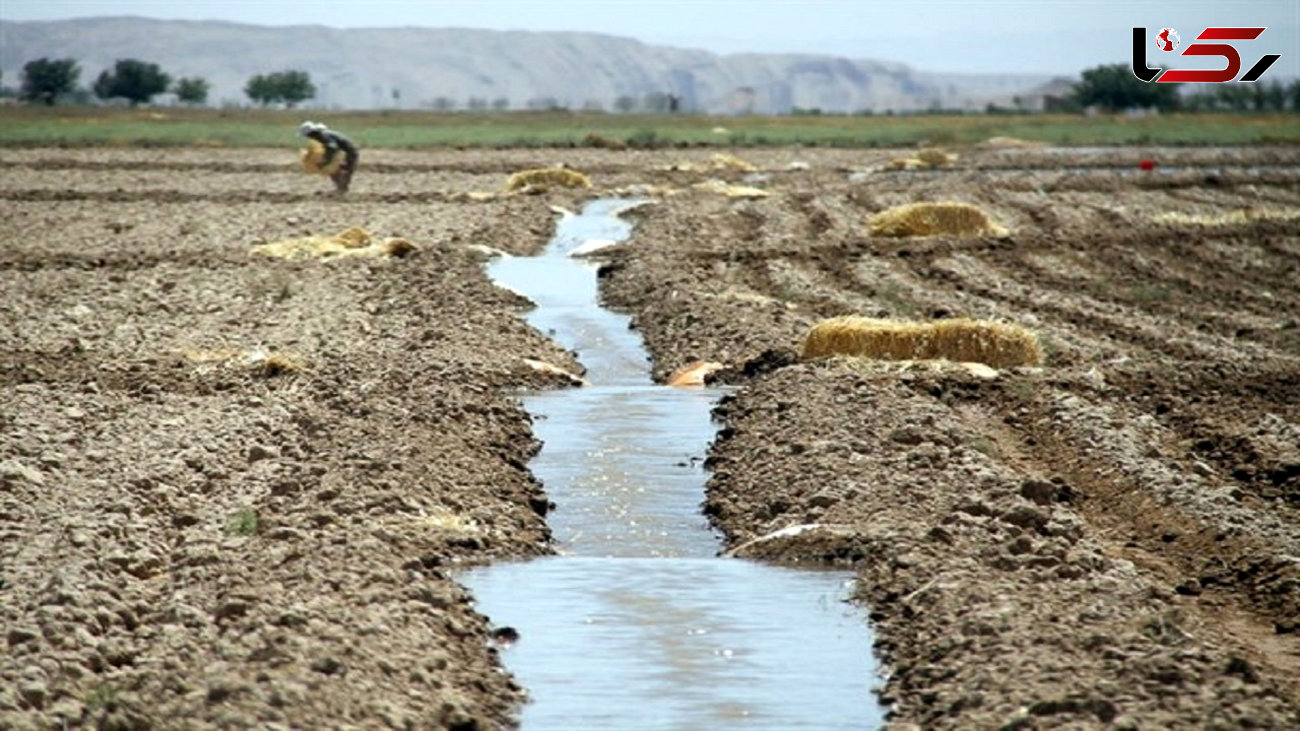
2,0,1296,77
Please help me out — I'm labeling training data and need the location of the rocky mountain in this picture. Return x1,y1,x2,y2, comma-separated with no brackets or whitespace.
0,17,1051,112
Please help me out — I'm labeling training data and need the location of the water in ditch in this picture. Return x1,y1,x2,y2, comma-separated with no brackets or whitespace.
462,199,881,729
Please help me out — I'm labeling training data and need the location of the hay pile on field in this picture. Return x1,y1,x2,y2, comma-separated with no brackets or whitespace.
885,147,958,171
706,152,758,172
916,148,958,167
692,179,770,199
662,152,758,173
299,139,343,176
801,316,1044,369
181,348,306,377
1153,207,1300,227
886,157,926,171
505,167,592,193
252,227,417,260
980,136,1046,149
868,202,1007,237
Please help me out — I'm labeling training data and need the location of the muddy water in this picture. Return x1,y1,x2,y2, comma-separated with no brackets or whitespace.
463,200,881,728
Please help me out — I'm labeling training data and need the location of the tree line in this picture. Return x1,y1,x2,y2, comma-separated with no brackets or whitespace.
10,57,318,107
1071,63,1300,113
8,56,1300,113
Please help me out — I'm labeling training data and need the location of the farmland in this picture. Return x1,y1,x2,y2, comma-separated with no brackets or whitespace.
2,126,1299,727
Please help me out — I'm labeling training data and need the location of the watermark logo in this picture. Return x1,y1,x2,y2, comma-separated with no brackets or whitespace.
1133,26,1281,83
1156,28,1180,52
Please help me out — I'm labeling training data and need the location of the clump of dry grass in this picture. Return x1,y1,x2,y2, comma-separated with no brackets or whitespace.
886,157,926,170
916,148,958,167
980,136,1046,149
867,202,1008,237
505,167,593,192
666,360,725,387
181,348,307,377
707,152,758,172
692,179,770,199
251,227,417,260
801,316,1044,368
661,152,759,173
883,148,957,171
299,138,343,175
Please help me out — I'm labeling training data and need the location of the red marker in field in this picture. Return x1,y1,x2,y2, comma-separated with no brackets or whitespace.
1139,158,1156,171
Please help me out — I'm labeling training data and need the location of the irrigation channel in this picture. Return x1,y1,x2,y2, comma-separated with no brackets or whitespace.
462,199,882,729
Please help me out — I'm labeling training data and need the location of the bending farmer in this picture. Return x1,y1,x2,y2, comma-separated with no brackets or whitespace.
298,121,359,193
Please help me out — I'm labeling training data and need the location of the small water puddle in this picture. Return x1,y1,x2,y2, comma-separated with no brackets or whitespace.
463,199,881,728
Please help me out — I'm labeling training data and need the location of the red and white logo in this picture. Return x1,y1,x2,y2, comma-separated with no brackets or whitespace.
1156,28,1181,52
1133,26,1281,83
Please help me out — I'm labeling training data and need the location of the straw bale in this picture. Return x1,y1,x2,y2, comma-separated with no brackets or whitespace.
867,202,1007,237
916,148,958,167
300,138,343,176
505,167,592,192
801,316,1043,368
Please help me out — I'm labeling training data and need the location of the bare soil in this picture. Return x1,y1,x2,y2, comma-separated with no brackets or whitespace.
597,145,1300,728
2,145,1298,729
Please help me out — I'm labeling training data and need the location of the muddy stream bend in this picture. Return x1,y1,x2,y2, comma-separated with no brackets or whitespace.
462,199,882,728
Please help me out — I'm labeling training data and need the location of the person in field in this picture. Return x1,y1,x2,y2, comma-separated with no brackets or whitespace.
298,121,359,193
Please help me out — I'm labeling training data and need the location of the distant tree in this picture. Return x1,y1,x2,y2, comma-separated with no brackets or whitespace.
1290,79,1300,112
1183,91,1213,112
491,97,510,111
245,74,276,106
93,59,171,106
391,88,401,107
173,77,210,106
613,95,637,113
431,96,455,111
526,96,562,110
1261,80,1286,112
1214,84,1253,111
244,70,316,108
20,57,80,105
466,96,488,111
1072,63,1179,112
276,70,315,107
1251,82,1266,111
